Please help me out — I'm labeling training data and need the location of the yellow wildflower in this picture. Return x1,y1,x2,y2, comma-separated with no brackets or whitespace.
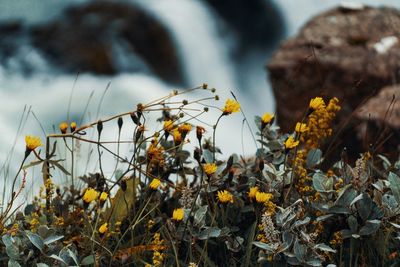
70,122,77,132
99,223,108,234
82,188,99,203
261,112,274,125
203,163,217,176
178,123,192,134
248,186,259,199
163,120,174,132
25,135,42,151
172,208,184,221
284,136,299,149
222,99,240,115
309,97,326,110
295,122,309,133
172,128,182,143
149,178,161,190
255,192,273,203
99,192,108,202
59,122,68,134
217,190,234,203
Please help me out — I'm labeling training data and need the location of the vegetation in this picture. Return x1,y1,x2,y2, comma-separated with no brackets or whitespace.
0,85,399,266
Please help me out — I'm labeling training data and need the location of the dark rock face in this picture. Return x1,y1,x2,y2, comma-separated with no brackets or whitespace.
355,85,400,157
0,1,183,84
268,6,400,135
204,0,285,50
31,1,183,84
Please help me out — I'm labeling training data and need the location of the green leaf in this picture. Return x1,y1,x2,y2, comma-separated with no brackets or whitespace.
356,193,372,221
81,255,95,265
48,255,67,265
316,214,334,222
314,243,336,253
104,178,139,223
306,258,322,266
22,160,43,170
198,227,221,240
292,217,310,228
194,206,207,227
2,234,13,247
347,215,358,233
388,172,400,204
50,160,71,176
67,248,79,266
6,245,19,260
253,241,275,252
294,239,306,262
43,235,64,245
359,220,381,236
26,231,44,252
36,264,50,267
8,260,21,267
312,173,333,192
307,149,322,168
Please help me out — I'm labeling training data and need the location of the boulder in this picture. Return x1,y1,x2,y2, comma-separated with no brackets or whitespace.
355,85,400,157
204,0,285,50
26,1,183,84
268,6,400,136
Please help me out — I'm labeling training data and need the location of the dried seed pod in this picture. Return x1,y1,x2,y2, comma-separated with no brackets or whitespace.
97,120,103,136
117,117,123,129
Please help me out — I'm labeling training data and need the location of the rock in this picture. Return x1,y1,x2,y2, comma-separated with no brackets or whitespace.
355,85,400,157
268,6,400,135
204,0,285,50
28,1,183,84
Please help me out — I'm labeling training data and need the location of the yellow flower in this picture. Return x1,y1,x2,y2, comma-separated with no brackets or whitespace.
82,188,99,203
222,99,240,115
172,128,182,143
163,120,174,132
70,122,77,132
309,97,326,110
149,178,161,190
178,123,192,134
172,208,184,221
203,163,217,176
99,223,108,234
248,186,259,199
99,192,108,202
59,122,68,134
217,190,234,203
25,135,42,151
255,192,273,203
284,136,299,149
261,112,274,124
295,122,309,133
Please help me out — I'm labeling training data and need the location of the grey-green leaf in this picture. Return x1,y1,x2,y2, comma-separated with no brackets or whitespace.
359,220,381,236
307,149,322,168
253,241,275,252
388,172,400,204
314,243,336,253
43,235,64,245
8,259,21,267
194,206,208,227
81,255,95,265
26,232,44,251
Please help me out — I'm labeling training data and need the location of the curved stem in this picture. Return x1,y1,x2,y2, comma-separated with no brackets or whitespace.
212,114,224,162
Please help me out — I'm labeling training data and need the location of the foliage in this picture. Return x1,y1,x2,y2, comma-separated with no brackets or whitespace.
0,86,399,267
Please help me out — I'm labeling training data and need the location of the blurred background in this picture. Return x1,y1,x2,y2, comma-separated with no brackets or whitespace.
1,0,400,179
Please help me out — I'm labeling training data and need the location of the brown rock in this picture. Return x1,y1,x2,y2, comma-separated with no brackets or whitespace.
31,1,183,84
268,6,400,134
355,85,400,156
